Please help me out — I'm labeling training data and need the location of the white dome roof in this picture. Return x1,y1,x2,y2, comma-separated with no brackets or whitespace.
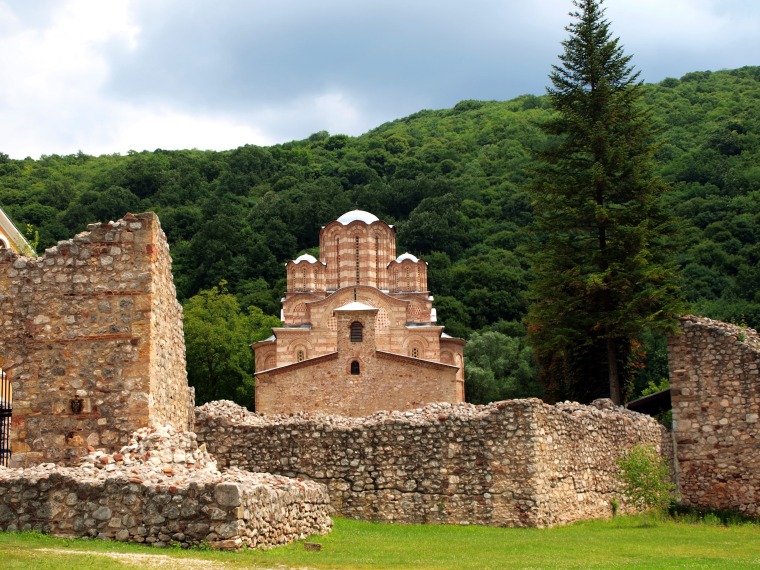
336,210,380,225
293,253,318,264
396,252,419,263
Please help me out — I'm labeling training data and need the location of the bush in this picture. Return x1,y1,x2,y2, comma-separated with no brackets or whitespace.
616,444,676,525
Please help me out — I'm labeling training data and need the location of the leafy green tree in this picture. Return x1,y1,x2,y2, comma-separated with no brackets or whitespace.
183,282,280,409
464,331,541,404
616,444,676,525
526,0,684,404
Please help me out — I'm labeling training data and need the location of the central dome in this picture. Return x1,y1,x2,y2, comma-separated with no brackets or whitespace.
336,210,380,225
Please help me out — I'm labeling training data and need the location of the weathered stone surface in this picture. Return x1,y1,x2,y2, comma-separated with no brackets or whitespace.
195,398,670,527
0,213,195,467
0,425,332,550
669,315,760,516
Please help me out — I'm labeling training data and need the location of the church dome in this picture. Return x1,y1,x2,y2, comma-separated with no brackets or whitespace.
336,210,380,225
293,253,318,264
396,252,419,263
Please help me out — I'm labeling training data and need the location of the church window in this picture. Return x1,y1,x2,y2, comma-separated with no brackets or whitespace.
296,350,305,362
355,236,360,284
411,347,419,358
336,237,340,287
350,360,360,375
375,236,379,286
350,321,363,342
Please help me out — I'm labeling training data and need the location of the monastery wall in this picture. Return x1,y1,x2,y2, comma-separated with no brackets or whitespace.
0,425,331,550
0,212,193,467
195,398,670,527
669,315,760,516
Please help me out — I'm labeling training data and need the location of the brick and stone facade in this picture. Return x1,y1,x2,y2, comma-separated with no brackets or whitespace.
0,212,194,467
196,398,670,527
668,315,760,516
254,210,465,416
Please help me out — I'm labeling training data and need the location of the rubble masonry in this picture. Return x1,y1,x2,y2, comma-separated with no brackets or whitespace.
669,315,760,516
195,398,671,527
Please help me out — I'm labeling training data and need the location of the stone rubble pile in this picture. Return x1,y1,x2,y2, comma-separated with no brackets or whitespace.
80,424,219,480
0,425,332,550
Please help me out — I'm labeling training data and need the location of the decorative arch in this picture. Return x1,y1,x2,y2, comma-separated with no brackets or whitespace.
405,336,428,359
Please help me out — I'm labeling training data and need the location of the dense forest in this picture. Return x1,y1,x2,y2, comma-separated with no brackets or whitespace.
1,66,758,405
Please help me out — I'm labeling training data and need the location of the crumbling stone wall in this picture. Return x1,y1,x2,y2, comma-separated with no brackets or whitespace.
0,213,193,466
669,315,760,516
195,399,670,527
0,425,331,550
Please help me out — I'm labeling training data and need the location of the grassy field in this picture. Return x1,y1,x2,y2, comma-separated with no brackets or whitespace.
1,516,758,569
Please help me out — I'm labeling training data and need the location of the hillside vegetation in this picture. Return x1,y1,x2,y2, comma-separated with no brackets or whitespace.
1,66,758,402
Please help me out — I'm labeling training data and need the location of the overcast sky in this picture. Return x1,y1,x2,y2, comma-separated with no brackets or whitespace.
1,0,758,159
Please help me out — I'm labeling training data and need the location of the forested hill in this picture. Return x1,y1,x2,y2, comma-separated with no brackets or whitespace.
1,66,759,340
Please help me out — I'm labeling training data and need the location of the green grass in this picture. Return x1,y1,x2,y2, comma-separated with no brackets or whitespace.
1,516,758,569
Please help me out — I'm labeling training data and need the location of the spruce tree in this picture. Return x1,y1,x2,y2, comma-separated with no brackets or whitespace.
526,0,684,404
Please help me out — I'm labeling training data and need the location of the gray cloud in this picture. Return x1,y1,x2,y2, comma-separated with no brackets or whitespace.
1,0,759,157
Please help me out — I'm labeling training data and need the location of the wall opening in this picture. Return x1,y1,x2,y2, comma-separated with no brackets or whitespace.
350,322,363,342
0,367,11,467
350,361,360,375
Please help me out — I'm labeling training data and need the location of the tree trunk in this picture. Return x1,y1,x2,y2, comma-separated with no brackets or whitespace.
607,336,621,404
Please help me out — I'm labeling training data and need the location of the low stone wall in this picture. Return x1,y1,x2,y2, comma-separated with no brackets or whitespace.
669,315,760,516
195,399,670,527
0,426,332,550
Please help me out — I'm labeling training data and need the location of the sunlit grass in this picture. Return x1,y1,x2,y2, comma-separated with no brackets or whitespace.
1,515,758,569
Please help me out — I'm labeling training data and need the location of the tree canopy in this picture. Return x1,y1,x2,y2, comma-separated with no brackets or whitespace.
1,63,759,405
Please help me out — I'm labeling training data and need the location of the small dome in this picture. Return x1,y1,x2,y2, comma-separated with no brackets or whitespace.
293,254,318,264
396,252,419,263
336,210,380,225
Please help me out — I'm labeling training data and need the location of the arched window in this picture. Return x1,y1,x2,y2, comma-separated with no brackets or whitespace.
411,347,419,358
350,360,360,375
350,321,363,342
355,236,360,284
296,350,305,362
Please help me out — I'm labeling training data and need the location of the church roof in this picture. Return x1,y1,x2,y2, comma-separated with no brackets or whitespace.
334,301,378,312
396,252,419,263
293,253,318,264
336,210,380,225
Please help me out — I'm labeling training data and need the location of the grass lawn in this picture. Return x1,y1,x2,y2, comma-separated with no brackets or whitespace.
0,516,758,569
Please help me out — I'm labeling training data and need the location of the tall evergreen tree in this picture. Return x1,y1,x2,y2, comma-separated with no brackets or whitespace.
526,0,684,404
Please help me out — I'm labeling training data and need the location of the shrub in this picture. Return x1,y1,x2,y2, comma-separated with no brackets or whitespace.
616,444,676,525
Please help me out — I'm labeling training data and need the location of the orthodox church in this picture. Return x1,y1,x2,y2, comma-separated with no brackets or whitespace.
253,210,465,416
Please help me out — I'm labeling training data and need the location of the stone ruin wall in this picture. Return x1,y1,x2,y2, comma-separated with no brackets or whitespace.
669,315,760,516
195,398,670,527
0,426,331,550
0,212,193,467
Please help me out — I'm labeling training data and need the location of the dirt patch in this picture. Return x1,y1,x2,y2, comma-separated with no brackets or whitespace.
35,548,308,569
